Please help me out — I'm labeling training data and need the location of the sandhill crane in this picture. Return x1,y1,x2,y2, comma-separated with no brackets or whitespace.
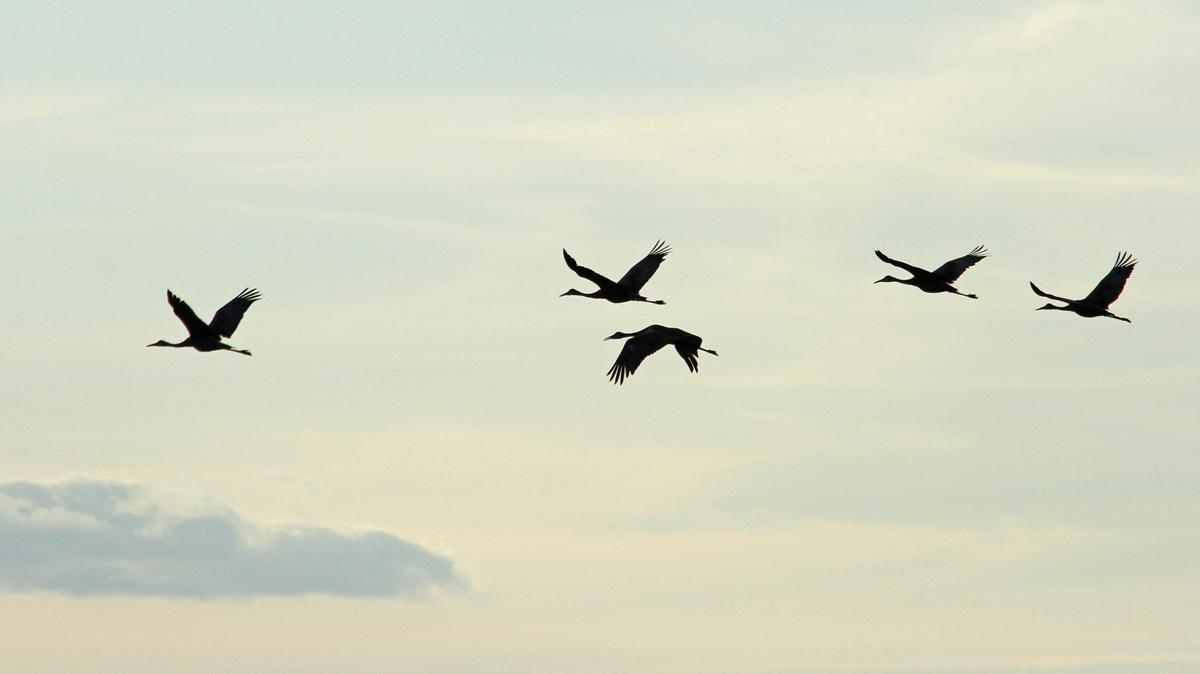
875,245,988,299
604,325,718,385
1031,252,1136,323
561,240,671,304
148,288,261,355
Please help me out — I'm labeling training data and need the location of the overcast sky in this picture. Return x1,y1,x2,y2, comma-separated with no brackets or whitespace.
3,2,1200,673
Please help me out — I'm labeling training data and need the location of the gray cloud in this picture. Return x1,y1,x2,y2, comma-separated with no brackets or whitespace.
0,479,462,598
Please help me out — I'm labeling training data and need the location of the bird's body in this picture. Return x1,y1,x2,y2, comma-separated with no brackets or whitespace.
561,240,671,304
1031,252,1136,323
148,288,261,355
604,325,718,385
874,246,988,299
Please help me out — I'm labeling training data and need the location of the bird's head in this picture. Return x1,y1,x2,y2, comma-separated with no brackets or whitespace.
147,339,172,348
1036,303,1057,311
560,288,585,298
604,331,631,341
874,275,900,284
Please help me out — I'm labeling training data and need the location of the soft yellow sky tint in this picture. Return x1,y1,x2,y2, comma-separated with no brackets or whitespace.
3,1,1200,673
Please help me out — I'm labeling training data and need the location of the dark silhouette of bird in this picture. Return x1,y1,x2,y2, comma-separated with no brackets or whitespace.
561,240,671,304
874,245,988,299
148,288,261,355
604,325,718,385
1031,252,1136,323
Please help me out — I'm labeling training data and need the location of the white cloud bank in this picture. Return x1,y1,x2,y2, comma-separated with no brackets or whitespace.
0,479,461,598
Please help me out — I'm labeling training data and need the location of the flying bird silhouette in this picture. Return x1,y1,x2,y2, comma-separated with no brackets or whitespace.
1030,252,1136,323
148,288,261,355
561,240,671,304
874,245,988,299
604,325,718,385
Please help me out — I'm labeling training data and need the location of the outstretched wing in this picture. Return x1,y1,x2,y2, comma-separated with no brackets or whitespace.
1083,252,1136,309
563,249,615,288
607,334,669,385
1029,281,1074,304
209,288,261,338
616,240,671,292
167,290,212,338
932,245,988,282
874,250,926,276
674,344,700,373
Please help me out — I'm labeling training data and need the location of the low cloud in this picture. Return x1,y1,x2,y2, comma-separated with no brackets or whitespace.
0,479,462,598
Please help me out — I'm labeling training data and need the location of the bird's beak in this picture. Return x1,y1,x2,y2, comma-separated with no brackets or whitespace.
559,291,570,297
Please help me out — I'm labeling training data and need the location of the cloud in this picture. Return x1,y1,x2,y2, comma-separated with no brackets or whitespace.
0,479,462,598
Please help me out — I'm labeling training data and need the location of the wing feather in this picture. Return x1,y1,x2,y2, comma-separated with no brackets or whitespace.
209,288,261,338
674,343,700,373
932,245,988,282
167,290,213,338
1029,281,1074,304
1082,252,1136,309
616,240,671,292
563,249,616,288
874,250,927,276
607,332,669,385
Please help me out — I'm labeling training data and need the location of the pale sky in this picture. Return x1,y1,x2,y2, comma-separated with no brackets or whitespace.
3,2,1200,673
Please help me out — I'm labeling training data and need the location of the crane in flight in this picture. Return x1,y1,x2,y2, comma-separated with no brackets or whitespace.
561,240,671,304
874,245,988,299
604,325,718,385
1030,252,1136,323
148,288,261,355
